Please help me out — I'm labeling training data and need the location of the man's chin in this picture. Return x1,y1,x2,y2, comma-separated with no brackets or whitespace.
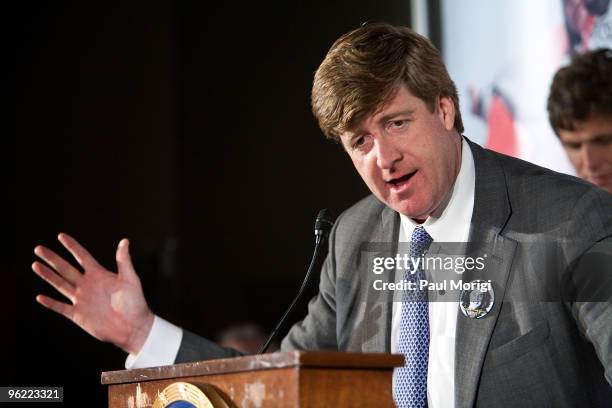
388,200,431,221
587,178,612,194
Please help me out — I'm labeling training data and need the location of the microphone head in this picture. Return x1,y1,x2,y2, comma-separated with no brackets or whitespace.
314,208,334,238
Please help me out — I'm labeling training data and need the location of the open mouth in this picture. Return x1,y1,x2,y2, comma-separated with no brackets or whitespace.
387,170,417,187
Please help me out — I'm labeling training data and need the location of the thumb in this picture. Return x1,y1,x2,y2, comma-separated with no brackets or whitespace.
116,238,138,282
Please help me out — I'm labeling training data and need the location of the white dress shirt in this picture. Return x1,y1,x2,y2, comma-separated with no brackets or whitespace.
128,139,476,408
125,314,182,369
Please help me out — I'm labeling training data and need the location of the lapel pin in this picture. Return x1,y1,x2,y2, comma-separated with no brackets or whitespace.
459,279,494,319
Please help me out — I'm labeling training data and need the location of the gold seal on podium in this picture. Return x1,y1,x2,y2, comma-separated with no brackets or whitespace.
152,382,229,408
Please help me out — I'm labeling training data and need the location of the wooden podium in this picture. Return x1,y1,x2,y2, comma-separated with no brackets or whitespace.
101,351,403,407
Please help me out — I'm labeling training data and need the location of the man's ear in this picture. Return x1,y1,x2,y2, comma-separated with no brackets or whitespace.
438,95,456,131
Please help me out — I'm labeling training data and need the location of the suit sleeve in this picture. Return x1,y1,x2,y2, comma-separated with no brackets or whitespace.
174,328,244,363
569,237,612,386
565,188,612,385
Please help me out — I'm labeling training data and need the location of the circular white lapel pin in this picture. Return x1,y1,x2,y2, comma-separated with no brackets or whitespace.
460,279,495,319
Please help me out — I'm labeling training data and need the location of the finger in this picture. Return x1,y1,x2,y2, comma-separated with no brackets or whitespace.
32,261,76,303
33,245,83,285
116,239,138,282
35,294,74,321
57,232,103,271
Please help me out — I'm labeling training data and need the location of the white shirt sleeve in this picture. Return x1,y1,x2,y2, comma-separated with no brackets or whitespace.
124,315,183,369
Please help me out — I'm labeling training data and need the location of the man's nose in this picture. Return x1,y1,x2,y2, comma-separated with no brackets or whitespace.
582,143,602,173
375,138,402,170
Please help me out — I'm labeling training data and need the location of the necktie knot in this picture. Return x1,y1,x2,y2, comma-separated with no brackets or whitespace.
411,226,433,258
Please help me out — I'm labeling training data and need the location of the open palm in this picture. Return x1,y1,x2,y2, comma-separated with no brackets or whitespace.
32,233,154,354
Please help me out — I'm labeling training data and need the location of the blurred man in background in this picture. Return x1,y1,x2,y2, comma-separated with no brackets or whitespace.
548,48,612,193
216,322,277,354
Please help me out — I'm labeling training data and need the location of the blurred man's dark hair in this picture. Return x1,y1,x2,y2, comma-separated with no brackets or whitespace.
547,48,612,194
547,48,612,134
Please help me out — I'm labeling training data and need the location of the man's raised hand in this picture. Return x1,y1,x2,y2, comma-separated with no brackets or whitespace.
32,233,154,355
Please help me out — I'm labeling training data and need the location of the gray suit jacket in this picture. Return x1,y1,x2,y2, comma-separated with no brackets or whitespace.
176,140,612,407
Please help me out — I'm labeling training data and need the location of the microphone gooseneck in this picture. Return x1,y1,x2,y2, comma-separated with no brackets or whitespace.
258,208,334,354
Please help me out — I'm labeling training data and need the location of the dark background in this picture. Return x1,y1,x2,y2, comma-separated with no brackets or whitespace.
8,1,441,406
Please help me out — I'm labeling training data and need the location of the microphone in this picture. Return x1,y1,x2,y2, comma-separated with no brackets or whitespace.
258,209,335,354
314,208,334,245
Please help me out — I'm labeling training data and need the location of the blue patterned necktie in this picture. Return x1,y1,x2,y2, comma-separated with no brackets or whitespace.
394,225,433,408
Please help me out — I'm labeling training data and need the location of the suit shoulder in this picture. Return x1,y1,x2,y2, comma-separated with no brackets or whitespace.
494,150,611,206
343,194,385,216
329,195,389,242
335,195,385,225
487,148,612,238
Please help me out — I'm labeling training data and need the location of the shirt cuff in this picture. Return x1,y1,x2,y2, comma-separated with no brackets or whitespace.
125,315,183,369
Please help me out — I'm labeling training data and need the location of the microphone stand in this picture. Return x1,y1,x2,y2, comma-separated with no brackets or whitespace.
258,211,332,354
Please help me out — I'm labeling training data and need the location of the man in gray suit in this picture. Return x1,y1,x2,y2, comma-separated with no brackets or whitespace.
33,23,611,407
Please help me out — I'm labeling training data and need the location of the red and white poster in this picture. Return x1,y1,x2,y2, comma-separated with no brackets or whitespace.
441,0,612,174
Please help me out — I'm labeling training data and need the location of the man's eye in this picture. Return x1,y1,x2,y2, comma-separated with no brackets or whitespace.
388,120,408,130
352,136,365,149
563,142,581,150
593,135,612,146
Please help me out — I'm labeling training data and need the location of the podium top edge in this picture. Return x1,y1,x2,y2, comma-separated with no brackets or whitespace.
101,351,404,385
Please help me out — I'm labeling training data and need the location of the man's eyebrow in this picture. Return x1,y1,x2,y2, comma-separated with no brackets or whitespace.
377,109,415,123
346,109,416,138
592,133,612,140
562,140,581,147
344,132,361,145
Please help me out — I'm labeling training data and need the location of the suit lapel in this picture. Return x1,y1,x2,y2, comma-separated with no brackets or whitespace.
362,204,400,353
454,229,516,407
454,140,517,407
